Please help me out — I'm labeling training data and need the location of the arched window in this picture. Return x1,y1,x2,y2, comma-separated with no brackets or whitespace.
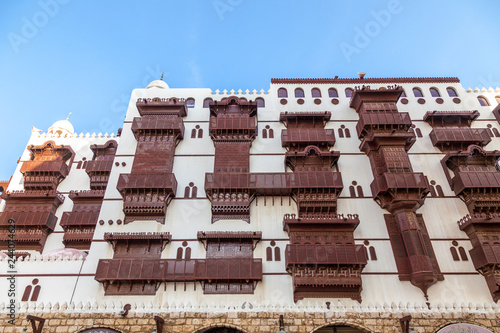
266,247,273,261
256,98,265,107
311,88,321,97
478,96,490,106
262,125,274,139
203,98,213,108
412,88,423,97
274,247,281,261
294,88,305,98
369,246,377,260
458,247,468,261
496,96,500,104
345,88,353,97
186,98,195,108
450,247,459,261
185,247,191,260
328,88,338,98
176,247,183,260
446,87,458,97
278,88,288,98
429,88,440,97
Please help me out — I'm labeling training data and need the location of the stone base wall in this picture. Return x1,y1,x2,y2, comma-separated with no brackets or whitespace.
1,310,499,333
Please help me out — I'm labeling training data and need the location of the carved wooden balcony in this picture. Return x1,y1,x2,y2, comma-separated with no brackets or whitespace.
451,171,500,195
279,111,331,125
85,160,114,190
356,111,412,139
195,258,262,281
131,116,185,140
283,213,360,232
209,116,256,138
429,127,491,151
370,172,430,209
20,160,70,190
116,173,177,224
286,244,366,302
136,98,187,117
0,190,64,251
286,244,367,266
423,110,480,127
281,128,335,148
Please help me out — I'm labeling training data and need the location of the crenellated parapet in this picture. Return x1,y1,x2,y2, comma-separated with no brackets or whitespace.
350,86,443,298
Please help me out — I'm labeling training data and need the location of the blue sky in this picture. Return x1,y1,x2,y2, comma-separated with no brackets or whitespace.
1,0,499,179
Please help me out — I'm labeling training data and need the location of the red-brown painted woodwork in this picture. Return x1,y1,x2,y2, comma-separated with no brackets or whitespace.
350,86,442,297
426,109,500,301
117,98,186,224
95,231,262,295
61,140,117,249
197,231,262,294
424,111,490,152
205,97,263,222
20,141,74,190
0,141,72,251
442,144,500,301
95,232,171,295
278,111,366,302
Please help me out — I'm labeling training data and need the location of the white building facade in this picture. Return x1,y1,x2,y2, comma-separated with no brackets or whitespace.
1,77,500,333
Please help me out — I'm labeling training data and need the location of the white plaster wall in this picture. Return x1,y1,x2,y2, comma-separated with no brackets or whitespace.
5,80,500,309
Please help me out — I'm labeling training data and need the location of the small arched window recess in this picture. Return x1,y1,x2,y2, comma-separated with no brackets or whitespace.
345,88,353,97
495,96,500,105
478,96,490,106
446,87,458,97
412,88,423,97
262,125,274,139
203,98,213,108
256,98,265,107
186,98,195,108
429,88,440,97
278,88,288,98
328,88,338,98
311,88,321,97
274,247,281,261
185,247,191,260
266,247,273,261
191,125,203,138
294,88,305,98
176,247,183,260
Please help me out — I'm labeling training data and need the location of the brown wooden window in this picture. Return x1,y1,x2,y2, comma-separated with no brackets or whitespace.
429,88,440,97
186,98,195,108
412,88,423,97
478,96,490,106
294,88,305,98
345,88,353,97
311,88,321,97
278,88,288,98
328,88,338,98
256,98,265,107
446,87,458,97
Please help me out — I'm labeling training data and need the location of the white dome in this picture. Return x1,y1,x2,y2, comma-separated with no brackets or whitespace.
48,119,75,136
146,80,169,89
